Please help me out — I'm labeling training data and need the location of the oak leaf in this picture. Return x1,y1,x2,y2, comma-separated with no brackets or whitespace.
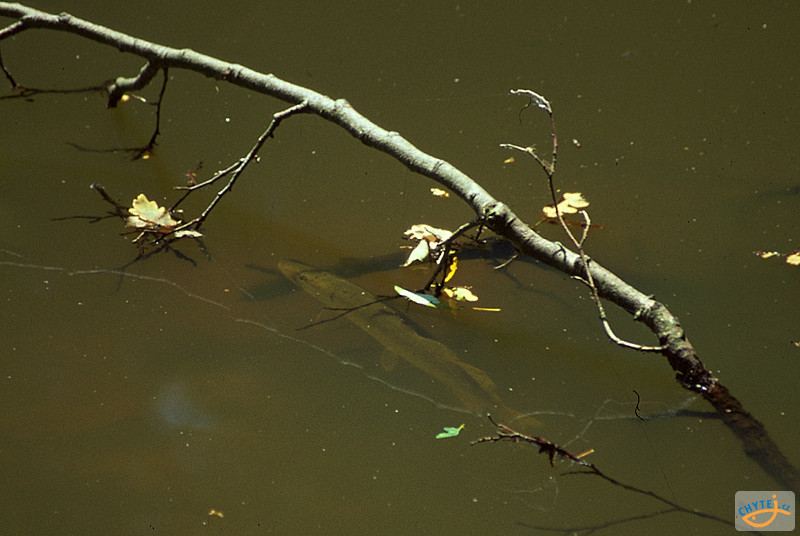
126,194,179,229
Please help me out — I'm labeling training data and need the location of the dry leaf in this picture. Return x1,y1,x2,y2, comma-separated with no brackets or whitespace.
173,229,203,239
430,188,450,198
542,192,589,218
402,240,430,266
786,251,800,266
444,257,458,283
755,251,781,259
126,194,179,229
403,224,452,243
442,286,478,302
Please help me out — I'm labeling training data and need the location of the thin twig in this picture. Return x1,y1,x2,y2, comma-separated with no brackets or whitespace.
472,416,731,529
171,100,309,233
505,90,664,353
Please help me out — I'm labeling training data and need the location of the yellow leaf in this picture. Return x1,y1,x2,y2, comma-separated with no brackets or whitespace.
542,192,589,218
786,251,800,266
126,194,179,229
755,250,780,259
444,257,458,283
443,286,478,302
562,192,589,209
430,187,450,198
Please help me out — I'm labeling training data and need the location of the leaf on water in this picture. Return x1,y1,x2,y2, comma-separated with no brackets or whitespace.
394,285,441,308
402,224,453,266
444,257,458,283
542,192,589,219
402,239,430,266
754,250,800,265
442,286,478,302
403,224,453,243
755,250,781,259
430,187,450,198
435,424,465,439
126,194,179,229
173,229,203,239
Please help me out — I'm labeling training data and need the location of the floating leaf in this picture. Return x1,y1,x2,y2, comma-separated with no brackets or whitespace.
444,257,458,283
173,229,203,239
402,240,430,266
755,250,781,259
786,251,800,266
402,224,454,266
403,224,453,243
542,192,589,219
442,286,478,302
394,285,441,308
126,194,179,229
430,187,450,198
436,424,465,439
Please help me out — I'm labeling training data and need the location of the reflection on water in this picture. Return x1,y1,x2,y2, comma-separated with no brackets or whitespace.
2,1,799,534
156,382,213,430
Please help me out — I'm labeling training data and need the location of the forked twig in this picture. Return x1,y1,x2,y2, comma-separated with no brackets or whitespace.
502,89,664,352
472,416,731,529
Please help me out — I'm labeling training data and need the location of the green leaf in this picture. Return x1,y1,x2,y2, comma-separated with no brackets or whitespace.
435,424,465,439
394,285,441,308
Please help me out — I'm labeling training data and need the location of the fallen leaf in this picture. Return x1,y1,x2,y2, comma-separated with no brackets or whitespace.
402,240,430,266
755,250,781,259
444,257,458,283
786,251,800,266
394,285,441,308
173,229,203,239
542,192,589,218
126,194,179,229
435,424,465,439
442,286,478,302
403,224,452,243
430,187,450,198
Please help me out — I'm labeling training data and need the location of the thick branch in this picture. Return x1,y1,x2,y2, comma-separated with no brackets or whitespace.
1,2,797,490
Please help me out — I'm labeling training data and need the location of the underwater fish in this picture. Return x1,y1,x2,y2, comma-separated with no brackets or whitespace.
279,259,539,429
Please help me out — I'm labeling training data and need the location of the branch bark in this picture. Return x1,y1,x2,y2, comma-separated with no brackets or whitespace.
2,2,797,490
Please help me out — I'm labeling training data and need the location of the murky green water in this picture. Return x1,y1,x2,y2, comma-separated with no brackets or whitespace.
2,2,798,533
